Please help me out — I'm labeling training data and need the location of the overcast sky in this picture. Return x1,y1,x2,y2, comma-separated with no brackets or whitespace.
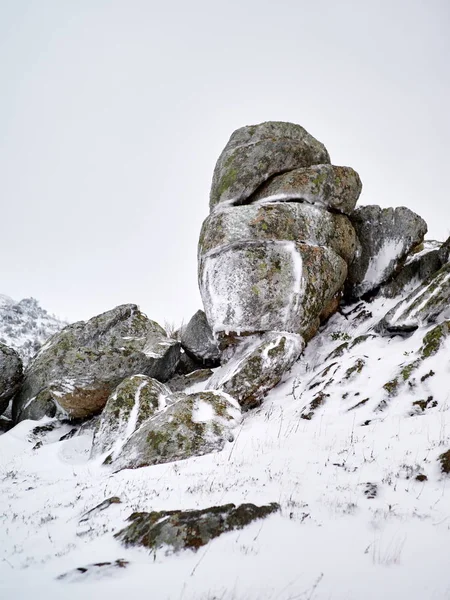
1,0,449,326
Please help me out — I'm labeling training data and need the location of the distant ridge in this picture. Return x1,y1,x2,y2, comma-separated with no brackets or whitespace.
0,296,67,365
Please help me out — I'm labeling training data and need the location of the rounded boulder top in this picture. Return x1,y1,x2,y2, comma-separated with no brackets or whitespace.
209,121,330,211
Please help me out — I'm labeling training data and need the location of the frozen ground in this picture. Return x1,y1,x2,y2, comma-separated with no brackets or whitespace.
1,295,449,599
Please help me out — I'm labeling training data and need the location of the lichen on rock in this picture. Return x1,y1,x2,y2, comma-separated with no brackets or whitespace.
109,390,241,470
115,502,280,553
12,304,181,423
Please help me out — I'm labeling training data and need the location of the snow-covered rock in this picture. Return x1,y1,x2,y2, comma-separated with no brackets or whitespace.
115,502,279,553
346,205,428,298
209,331,304,410
13,304,181,423
0,343,23,415
110,390,241,470
200,239,347,340
381,236,450,298
199,201,358,264
91,375,172,460
0,296,67,365
377,261,450,333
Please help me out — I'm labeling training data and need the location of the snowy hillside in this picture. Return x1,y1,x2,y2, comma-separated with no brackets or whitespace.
1,291,449,599
0,295,67,365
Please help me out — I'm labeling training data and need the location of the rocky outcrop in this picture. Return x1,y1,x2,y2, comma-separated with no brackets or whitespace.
377,262,450,334
13,304,180,423
381,237,450,298
210,122,330,210
197,121,363,408
181,310,220,367
346,206,427,298
109,390,241,470
0,344,23,415
115,502,279,553
91,375,171,459
209,332,304,410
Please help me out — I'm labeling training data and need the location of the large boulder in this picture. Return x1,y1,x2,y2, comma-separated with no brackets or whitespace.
199,202,357,265
0,343,23,415
110,390,241,470
13,304,181,423
115,502,279,553
91,375,172,459
181,310,220,367
200,239,347,339
249,164,362,215
209,332,304,410
377,262,450,334
210,122,330,210
346,206,428,298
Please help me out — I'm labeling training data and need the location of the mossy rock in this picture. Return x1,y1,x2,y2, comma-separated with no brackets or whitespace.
199,202,357,265
110,390,241,470
248,164,362,215
209,332,304,410
200,240,347,340
210,121,330,210
115,502,279,553
91,375,172,459
420,322,450,358
438,450,450,475
12,304,181,423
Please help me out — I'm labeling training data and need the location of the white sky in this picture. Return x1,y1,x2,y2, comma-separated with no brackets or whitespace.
1,0,449,326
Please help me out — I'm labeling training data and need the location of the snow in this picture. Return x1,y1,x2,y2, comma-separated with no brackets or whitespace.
191,399,215,423
1,295,450,599
0,295,67,365
363,239,404,289
109,378,148,461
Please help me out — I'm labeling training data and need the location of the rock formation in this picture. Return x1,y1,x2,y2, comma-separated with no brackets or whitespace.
13,304,180,422
0,343,23,415
3,120,446,476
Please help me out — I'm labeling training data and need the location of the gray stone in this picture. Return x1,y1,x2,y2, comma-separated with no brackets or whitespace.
377,262,450,334
110,390,241,470
13,304,180,423
174,351,204,375
248,164,362,215
199,239,347,340
209,332,304,410
181,310,220,367
0,343,23,415
91,375,172,459
381,239,449,298
210,121,330,211
115,502,279,553
199,201,357,265
167,369,213,393
346,206,428,298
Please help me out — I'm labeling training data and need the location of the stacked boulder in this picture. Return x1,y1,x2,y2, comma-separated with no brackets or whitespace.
4,120,437,474
199,121,362,408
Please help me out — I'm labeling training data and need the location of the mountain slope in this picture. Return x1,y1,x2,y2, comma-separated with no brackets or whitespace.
0,295,67,365
0,289,449,599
